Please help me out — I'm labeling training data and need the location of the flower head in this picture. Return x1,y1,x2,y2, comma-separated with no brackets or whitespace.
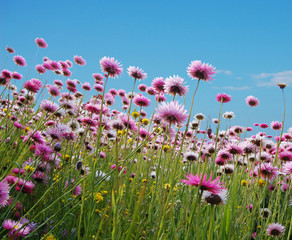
202,189,228,205
74,55,86,66
127,66,147,80
0,180,10,207
35,38,48,48
181,172,226,194
187,60,215,81
157,101,188,126
266,223,285,237
100,57,122,78
13,55,26,67
133,94,151,107
245,96,259,107
216,93,231,103
152,77,165,93
164,75,188,97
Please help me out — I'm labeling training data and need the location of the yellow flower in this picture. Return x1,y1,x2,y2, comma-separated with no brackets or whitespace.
132,111,140,118
117,130,123,136
241,180,248,186
258,179,266,186
24,165,35,172
141,118,150,125
102,190,108,194
128,138,132,143
142,179,147,183
7,113,11,117
163,145,170,151
3,108,7,112
129,178,134,182
64,154,70,161
44,234,57,240
95,193,104,203
257,225,261,229
164,183,171,190
24,127,31,133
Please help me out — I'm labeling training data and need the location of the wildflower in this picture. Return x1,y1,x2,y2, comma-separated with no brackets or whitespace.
259,123,268,129
164,75,188,97
35,38,48,48
13,55,26,66
6,46,15,53
266,223,285,237
24,78,42,93
270,121,282,130
133,94,151,107
216,93,231,103
127,66,147,80
223,111,235,119
74,55,86,65
283,162,292,174
163,145,170,151
3,219,31,237
277,83,287,89
0,180,10,207
279,151,292,162
12,72,22,80
138,84,147,91
152,77,165,93
141,118,150,125
245,96,259,107
241,180,248,186
184,151,198,162
202,189,228,205
40,100,58,113
157,101,188,126
187,60,215,81
181,172,226,194
95,193,104,203
194,113,205,121
100,57,122,78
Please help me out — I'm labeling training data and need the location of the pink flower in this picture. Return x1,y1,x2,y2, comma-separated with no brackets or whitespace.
157,101,188,126
3,219,31,237
216,93,231,103
245,96,259,107
24,78,42,93
164,75,189,97
35,38,48,48
266,223,285,237
13,55,26,67
181,172,226,194
74,55,86,66
100,57,123,78
0,180,10,207
152,77,165,93
187,60,215,81
127,66,147,80
36,65,46,74
133,94,151,107
6,46,15,53
270,121,282,130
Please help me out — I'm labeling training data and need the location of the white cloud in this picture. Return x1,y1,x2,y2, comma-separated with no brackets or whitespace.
212,86,250,91
251,70,292,87
216,69,232,75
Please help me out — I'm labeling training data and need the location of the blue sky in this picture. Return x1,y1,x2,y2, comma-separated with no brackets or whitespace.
1,0,291,136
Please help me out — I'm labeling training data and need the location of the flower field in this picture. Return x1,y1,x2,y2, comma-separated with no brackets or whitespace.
0,38,291,239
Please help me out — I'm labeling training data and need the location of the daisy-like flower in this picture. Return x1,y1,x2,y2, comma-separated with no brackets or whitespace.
133,94,151,107
40,100,59,113
152,77,165,93
282,162,292,174
277,83,287,89
259,123,268,129
127,66,147,80
202,189,228,205
223,111,235,120
24,78,42,93
259,162,278,180
194,113,205,121
0,180,10,207
187,60,215,81
184,151,199,162
13,55,26,67
164,75,188,97
100,57,123,78
157,101,188,126
74,55,86,65
6,46,15,53
3,219,31,238
35,38,48,48
279,151,292,162
36,65,46,74
245,96,259,107
270,121,282,130
216,93,231,103
266,223,285,237
181,172,226,194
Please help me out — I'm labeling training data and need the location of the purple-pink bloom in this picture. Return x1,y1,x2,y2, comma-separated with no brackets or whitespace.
13,55,26,67
100,57,123,78
181,172,226,194
216,93,231,103
133,94,151,107
187,60,215,82
157,101,188,125
270,121,282,130
266,223,285,237
152,77,165,93
127,66,147,80
24,78,42,93
0,180,10,207
245,96,259,107
164,75,189,97
3,219,31,237
74,55,86,65
35,38,48,48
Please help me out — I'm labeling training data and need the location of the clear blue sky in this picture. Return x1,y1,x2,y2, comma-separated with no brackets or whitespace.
1,0,292,136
